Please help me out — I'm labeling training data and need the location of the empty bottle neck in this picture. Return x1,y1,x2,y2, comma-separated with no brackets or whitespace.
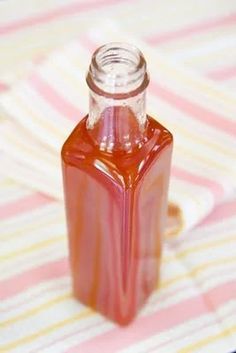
86,42,149,152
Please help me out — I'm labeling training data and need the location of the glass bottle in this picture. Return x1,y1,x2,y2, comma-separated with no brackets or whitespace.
61,43,173,325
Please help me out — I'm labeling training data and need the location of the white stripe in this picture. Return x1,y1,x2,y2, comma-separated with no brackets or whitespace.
148,95,236,151
152,266,236,312
121,306,235,353
172,34,236,61
1,298,89,346
0,185,32,206
23,81,74,131
2,279,70,320
0,155,63,199
28,317,111,353
0,92,62,151
0,222,66,255
87,24,236,109
1,123,59,171
182,243,236,264
174,216,236,247
148,98,236,172
0,202,63,233
0,245,67,280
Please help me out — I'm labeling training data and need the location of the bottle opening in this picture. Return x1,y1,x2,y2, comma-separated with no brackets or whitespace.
87,42,149,97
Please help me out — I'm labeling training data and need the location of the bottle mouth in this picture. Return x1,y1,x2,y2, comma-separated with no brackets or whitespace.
86,42,149,98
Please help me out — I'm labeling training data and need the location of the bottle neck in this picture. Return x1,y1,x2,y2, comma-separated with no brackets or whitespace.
87,89,146,153
85,42,149,153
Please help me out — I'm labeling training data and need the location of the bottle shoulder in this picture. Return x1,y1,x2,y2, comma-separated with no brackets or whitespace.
62,115,172,160
61,116,89,162
61,116,173,168
61,115,173,188
147,114,173,145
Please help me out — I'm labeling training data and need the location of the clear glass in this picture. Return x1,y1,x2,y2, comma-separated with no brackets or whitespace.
86,43,149,152
86,42,148,95
61,42,173,325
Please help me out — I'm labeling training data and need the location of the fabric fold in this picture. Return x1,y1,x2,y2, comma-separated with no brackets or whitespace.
0,23,236,236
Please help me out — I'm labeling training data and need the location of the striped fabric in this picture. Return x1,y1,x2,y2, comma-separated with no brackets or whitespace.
1,177,236,352
1,0,236,87
1,24,236,233
0,1,236,352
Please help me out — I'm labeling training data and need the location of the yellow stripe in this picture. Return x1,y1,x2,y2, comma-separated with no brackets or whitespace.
0,213,64,241
152,61,235,111
0,178,16,187
172,188,204,209
4,129,58,166
0,17,90,53
68,51,236,178
4,39,236,176
1,249,235,350
10,91,65,140
1,22,235,110
62,43,235,131
0,42,58,72
0,0,61,18
105,26,236,107
0,20,91,69
180,324,236,353
162,26,235,55
0,190,32,205
0,309,93,352
55,51,236,173
1,293,71,327
185,45,236,65
163,232,236,263
2,258,235,351
53,56,236,168
149,105,236,161
176,144,236,177
66,49,89,71
48,59,87,100
160,255,236,289
0,235,65,261
149,50,236,108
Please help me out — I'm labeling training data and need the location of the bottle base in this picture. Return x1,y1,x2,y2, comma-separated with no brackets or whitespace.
72,276,160,326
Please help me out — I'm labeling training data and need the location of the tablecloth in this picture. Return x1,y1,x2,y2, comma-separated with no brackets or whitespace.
0,1,236,352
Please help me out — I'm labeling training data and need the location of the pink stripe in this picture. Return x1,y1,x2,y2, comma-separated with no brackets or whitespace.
146,13,236,45
0,257,69,300
172,166,224,200
66,280,236,353
29,320,105,353
149,81,236,137
207,65,236,81
148,310,235,353
9,264,235,353
0,0,126,36
78,36,98,53
33,54,46,65
79,35,236,137
0,81,9,92
173,199,236,248
0,192,52,220
1,281,67,313
200,199,236,226
30,73,83,120
25,267,235,352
